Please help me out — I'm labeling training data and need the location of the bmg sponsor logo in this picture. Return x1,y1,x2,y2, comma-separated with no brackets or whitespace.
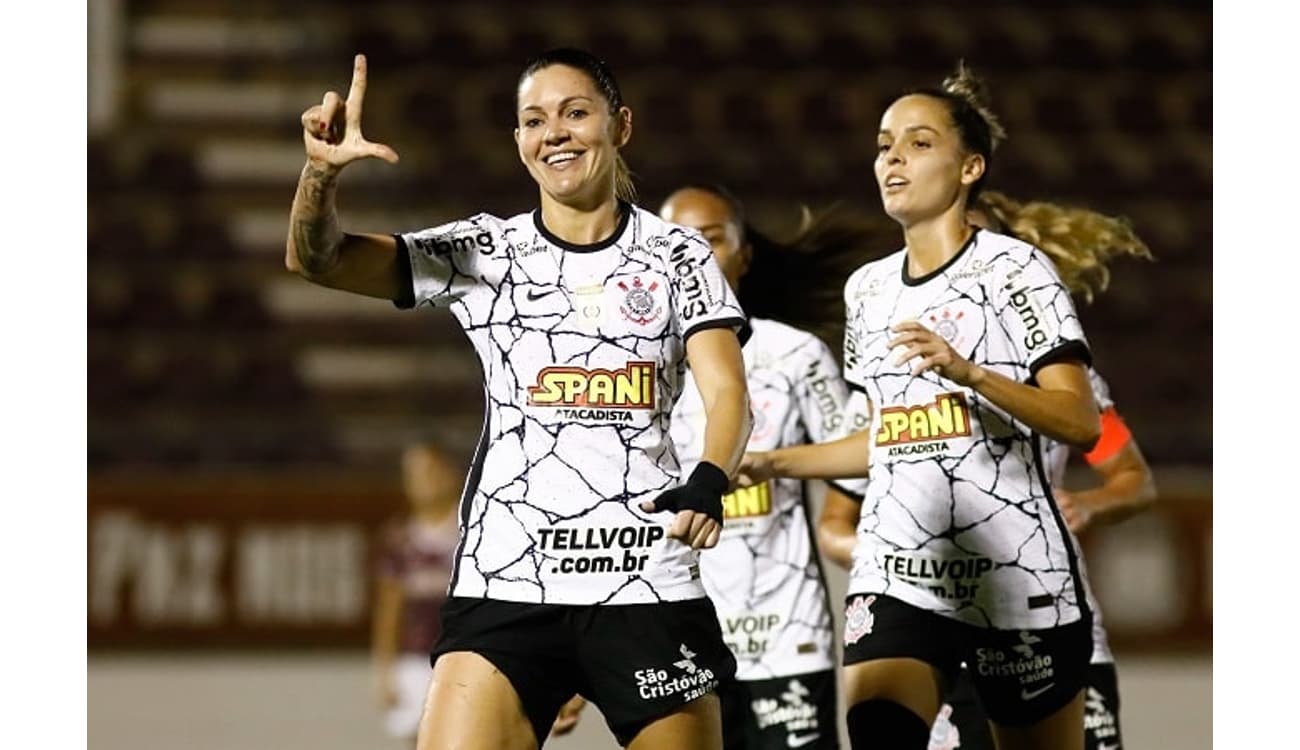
668,240,717,321
1003,270,1050,351
415,230,495,257
806,358,844,435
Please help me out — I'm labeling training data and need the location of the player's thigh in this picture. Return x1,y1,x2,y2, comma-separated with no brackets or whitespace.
989,689,1084,750
1081,663,1124,750
575,597,736,747
418,650,538,750
741,671,838,750
841,594,962,723
419,598,577,750
626,692,724,750
964,617,1092,750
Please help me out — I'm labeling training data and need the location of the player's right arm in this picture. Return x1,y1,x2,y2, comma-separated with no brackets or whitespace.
285,54,402,300
816,487,860,570
1057,407,1157,534
737,426,872,486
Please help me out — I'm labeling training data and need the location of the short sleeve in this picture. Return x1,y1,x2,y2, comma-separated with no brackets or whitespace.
795,336,856,445
1088,368,1115,411
794,335,870,498
991,248,1091,375
667,229,746,342
841,269,870,391
394,214,501,309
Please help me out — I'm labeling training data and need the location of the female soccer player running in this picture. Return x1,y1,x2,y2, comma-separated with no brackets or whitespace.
740,64,1102,750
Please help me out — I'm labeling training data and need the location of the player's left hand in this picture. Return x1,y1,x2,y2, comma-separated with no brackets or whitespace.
640,462,727,550
888,319,983,386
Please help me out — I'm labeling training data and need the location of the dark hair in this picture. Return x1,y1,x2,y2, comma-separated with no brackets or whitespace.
517,48,636,202
678,186,897,361
903,62,1008,204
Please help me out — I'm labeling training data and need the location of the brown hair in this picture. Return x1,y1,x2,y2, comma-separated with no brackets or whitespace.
733,198,897,359
903,61,1008,204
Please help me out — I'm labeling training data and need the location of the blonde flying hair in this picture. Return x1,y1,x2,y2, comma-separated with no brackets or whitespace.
976,191,1155,303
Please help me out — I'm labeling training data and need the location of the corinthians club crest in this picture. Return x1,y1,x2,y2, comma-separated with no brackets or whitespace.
618,276,664,326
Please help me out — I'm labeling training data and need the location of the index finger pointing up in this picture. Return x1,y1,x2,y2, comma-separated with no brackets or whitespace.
346,54,368,125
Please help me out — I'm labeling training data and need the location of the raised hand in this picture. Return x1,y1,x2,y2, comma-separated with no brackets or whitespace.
300,54,399,169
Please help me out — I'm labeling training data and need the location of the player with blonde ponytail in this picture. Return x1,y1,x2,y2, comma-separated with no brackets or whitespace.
738,62,1103,750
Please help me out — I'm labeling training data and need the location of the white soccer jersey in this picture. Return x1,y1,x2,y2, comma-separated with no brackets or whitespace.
1044,368,1118,663
672,318,868,680
397,204,746,605
842,229,1092,630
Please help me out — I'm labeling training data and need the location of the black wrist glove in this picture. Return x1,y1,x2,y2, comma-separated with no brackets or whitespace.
644,461,729,524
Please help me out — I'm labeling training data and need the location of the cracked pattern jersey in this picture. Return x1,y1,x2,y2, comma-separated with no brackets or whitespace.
842,228,1092,630
395,203,745,605
672,318,868,680
1044,368,1118,663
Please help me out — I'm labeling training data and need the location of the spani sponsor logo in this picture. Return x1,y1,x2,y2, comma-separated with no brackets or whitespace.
875,392,971,447
527,362,655,409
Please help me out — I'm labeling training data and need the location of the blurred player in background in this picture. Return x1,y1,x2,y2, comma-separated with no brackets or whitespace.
372,441,463,745
551,185,891,748
923,192,1156,750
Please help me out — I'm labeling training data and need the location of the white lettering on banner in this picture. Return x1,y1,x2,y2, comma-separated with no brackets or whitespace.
89,511,225,626
236,525,366,624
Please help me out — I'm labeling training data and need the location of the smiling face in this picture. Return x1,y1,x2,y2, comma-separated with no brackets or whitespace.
874,94,984,227
659,187,751,293
514,64,631,208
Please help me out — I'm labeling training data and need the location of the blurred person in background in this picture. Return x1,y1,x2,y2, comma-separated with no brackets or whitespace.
922,192,1155,750
551,185,891,749
662,186,868,750
372,441,463,745
285,48,751,750
737,63,1103,750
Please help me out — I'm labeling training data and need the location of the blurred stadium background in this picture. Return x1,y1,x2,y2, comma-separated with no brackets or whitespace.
87,0,1211,747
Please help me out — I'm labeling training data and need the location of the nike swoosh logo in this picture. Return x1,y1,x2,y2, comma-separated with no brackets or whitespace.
1097,744,1119,750
1020,683,1055,701
525,289,557,301
787,732,820,748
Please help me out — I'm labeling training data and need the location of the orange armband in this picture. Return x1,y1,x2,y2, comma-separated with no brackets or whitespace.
1084,407,1132,465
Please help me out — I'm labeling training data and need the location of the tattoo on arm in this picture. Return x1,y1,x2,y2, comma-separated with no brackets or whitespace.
290,162,344,275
